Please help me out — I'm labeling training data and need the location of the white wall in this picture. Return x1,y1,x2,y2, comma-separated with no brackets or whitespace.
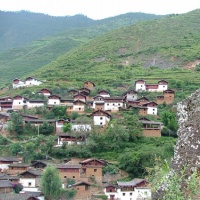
71,124,91,132
158,84,168,92
25,79,42,86
104,102,123,111
73,105,84,111
20,178,36,187
13,81,25,88
135,83,146,91
48,99,60,105
93,116,110,126
147,106,157,115
27,102,44,109
126,93,137,101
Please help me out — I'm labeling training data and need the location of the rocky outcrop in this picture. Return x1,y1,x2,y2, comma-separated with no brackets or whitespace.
153,89,200,199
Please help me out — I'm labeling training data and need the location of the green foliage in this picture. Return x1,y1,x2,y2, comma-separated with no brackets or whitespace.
148,159,199,200
9,143,22,156
62,123,72,132
41,165,62,200
161,111,178,137
195,64,200,71
69,112,80,120
103,164,120,175
39,122,54,135
8,112,23,135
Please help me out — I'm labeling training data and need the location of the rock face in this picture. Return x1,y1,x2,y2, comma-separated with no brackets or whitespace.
171,89,200,174
153,89,200,199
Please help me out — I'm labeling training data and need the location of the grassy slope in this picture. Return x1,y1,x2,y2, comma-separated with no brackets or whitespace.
24,9,200,99
0,13,163,87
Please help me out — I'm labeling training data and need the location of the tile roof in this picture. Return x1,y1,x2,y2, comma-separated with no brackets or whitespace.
117,178,146,187
0,180,14,188
0,156,19,162
0,193,39,200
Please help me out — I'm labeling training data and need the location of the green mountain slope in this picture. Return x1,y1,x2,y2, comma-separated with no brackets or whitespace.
0,12,163,86
0,11,95,51
29,9,200,95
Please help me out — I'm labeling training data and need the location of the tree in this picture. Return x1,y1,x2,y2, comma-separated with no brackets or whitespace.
9,143,22,156
41,165,62,200
39,122,54,135
7,112,23,135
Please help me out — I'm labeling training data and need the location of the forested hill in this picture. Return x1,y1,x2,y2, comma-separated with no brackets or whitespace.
0,11,95,51
0,11,164,86
30,9,200,91
0,10,163,52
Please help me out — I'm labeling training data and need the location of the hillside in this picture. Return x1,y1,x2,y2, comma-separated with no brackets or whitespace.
0,11,95,52
26,9,200,96
0,12,163,87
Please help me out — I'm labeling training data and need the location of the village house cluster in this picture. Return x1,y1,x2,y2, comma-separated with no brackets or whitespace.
12,77,42,89
0,156,151,200
0,79,175,140
0,79,175,199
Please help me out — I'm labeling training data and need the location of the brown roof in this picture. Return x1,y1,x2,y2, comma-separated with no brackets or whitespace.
0,157,19,162
19,169,43,176
0,180,14,188
0,174,19,180
117,178,146,187
0,193,39,200
55,164,81,169
90,110,111,117
9,163,30,167
73,181,91,186
79,158,105,164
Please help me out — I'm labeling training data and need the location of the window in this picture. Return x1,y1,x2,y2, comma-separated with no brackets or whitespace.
107,103,109,106
123,193,125,196
100,122,103,125
28,182,31,186
54,102,56,104
64,176,67,178
73,176,75,178
118,104,120,106
19,102,21,104
130,193,132,196
113,103,115,106
100,117,103,120
153,109,155,111
94,169,97,172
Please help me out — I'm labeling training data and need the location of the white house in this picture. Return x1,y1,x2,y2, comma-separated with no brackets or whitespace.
47,95,61,105
157,80,168,92
12,78,25,89
134,79,146,91
135,79,168,92
0,157,19,171
19,169,42,192
91,110,111,127
27,100,46,109
142,101,158,115
12,77,42,89
104,179,151,200
104,97,125,112
93,96,105,110
38,88,52,96
97,90,110,97
122,90,138,102
56,133,85,146
12,95,28,110
25,77,42,87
